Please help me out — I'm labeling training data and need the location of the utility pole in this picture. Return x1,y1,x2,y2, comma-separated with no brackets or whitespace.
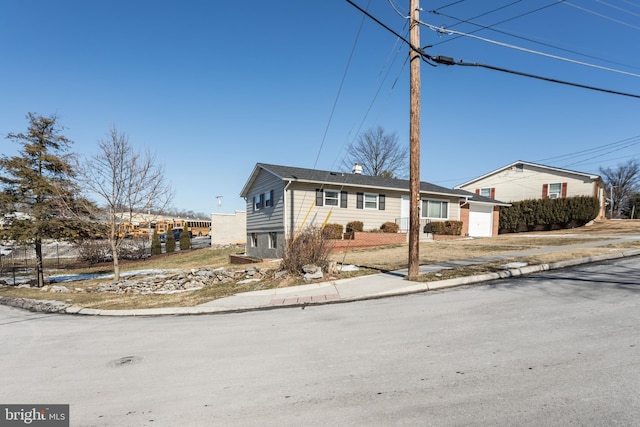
408,0,421,279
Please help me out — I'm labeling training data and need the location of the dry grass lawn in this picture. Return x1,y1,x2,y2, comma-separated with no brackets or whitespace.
2,220,640,309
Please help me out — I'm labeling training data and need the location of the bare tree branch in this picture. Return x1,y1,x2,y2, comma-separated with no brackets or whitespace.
342,126,408,178
77,126,173,280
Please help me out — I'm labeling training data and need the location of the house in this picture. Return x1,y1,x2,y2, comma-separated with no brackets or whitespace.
239,163,509,258
454,160,607,220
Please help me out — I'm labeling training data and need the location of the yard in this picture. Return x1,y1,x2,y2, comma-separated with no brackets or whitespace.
1,220,640,310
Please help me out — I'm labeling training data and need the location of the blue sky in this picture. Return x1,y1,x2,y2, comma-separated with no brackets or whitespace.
2,1,639,215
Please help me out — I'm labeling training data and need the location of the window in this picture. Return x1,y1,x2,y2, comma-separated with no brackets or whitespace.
364,193,378,209
356,193,384,210
268,232,277,249
480,188,491,198
264,190,272,208
324,190,339,206
548,183,561,199
254,194,264,210
422,199,449,219
250,233,258,247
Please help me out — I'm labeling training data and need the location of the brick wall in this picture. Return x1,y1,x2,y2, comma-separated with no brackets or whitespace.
330,232,407,253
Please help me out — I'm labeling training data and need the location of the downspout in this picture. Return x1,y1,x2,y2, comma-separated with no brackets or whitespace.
283,180,292,239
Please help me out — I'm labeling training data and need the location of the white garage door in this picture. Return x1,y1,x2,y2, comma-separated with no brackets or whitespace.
468,204,493,237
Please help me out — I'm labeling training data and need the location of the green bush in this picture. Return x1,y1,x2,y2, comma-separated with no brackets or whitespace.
429,220,463,235
322,223,344,239
380,221,399,233
165,224,176,253
180,224,191,250
346,221,364,232
499,196,599,233
151,229,162,255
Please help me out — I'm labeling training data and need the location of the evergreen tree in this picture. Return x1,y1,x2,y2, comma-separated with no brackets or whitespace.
151,229,162,255
165,224,176,253
180,223,191,250
0,113,99,287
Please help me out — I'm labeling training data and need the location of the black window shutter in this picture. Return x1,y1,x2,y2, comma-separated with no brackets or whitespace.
269,190,274,207
316,189,323,206
357,192,363,209
379,194,386,210
340,191,348,208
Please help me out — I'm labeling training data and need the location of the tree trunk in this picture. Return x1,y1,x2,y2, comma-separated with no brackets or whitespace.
34,238,45,288
111,239,120,282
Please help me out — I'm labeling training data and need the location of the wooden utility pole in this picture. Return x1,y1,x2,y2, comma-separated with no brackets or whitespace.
408,0,421,279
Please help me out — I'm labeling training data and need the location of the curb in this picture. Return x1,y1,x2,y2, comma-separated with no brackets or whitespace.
2,249,640,317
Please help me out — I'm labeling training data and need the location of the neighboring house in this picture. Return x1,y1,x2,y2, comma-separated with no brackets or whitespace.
454,160,607,220
240,163,509,258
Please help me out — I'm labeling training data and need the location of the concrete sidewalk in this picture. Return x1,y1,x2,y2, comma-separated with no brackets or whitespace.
59,235,640,317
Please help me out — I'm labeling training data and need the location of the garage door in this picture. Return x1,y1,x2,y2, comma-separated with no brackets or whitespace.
468,204,493,237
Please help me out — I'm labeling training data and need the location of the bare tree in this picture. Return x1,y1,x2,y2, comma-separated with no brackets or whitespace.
342,126,407,178
599,159,640,218
78,126,173,280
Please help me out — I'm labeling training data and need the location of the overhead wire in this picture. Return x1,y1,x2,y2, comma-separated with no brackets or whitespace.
426,1,562,48
563,1,640,29
430,9,640,72
421,22,640,79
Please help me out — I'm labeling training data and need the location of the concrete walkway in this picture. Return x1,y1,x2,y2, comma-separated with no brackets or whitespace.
56,235,640,317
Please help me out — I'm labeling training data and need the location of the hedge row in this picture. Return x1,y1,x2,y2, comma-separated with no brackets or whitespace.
426,220,463,235
499,196,599,233
322,221,401,239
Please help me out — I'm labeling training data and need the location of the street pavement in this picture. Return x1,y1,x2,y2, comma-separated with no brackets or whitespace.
60,234,640,317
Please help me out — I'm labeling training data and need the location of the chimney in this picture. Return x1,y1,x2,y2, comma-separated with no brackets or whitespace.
352,163,363,175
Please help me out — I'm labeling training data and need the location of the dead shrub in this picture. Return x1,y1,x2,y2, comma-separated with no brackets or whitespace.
76,239,112,264
346,221,363,232
380,222,400,233
281,226,332,274
322,223,344,239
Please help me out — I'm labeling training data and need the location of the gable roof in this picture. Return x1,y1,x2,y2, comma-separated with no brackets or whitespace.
241,163,508,206
455,160,602,189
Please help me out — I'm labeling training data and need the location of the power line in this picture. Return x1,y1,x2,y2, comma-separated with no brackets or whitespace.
430,9,640,72
420,21,640,79
432,55,640,99
426,1,562,48
563,1,640,30
346,0,640,100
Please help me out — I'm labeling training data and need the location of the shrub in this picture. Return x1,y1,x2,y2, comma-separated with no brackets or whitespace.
499,196,599,233
180,224,191,250
281,226,332,274
76,239,112,264
429,220,463,235
322,223,344,239
380,221,399,233
119,236,149,260
151,229,162,255
165,224,176,253
346,221,363,232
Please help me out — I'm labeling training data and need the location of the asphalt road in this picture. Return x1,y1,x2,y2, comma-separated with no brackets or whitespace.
1,257,639,426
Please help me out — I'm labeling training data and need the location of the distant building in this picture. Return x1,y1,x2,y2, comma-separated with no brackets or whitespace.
211,211,246,246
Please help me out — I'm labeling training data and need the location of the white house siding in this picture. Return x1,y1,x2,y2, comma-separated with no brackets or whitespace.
286,183,403,233
285,183,461,234
458,165,597,202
